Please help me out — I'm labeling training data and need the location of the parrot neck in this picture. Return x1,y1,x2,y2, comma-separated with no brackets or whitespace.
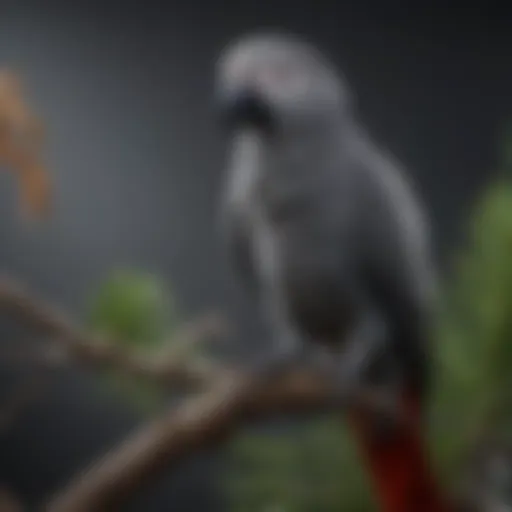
348,389,452,512
226,121,356,212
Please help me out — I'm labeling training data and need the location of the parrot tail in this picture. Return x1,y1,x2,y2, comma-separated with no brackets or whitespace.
347,389,451,512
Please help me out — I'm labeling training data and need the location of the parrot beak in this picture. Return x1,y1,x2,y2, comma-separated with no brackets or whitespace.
215,87,275,134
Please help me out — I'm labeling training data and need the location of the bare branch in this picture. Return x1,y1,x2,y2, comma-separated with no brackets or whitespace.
149,312,230,370
0,277,225,389
45,367,400,512
0,70,51,219
0,277,406,512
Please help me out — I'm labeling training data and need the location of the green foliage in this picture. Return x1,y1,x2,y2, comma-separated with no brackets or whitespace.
224,132,512,511
87,268,178,349
85,268,179,411
226,418,373,512
432,175,512,475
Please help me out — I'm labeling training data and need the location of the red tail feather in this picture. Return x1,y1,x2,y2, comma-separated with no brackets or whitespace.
348,391,450,512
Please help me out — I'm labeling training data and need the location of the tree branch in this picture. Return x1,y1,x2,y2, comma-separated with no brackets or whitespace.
0,70,52,219
0,278,225,389
0,277,404,512
45,367,397,512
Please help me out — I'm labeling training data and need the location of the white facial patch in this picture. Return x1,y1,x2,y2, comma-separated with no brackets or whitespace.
217,33,349,127
221,52,251,88
219,40,312,103
255,60,311,101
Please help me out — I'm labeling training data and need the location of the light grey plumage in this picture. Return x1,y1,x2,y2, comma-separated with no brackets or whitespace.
215,31,436,396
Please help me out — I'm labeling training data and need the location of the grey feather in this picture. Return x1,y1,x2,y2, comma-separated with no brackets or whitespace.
215,32,435,394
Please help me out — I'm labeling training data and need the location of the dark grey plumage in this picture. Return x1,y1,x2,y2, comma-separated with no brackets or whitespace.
215,31,436,396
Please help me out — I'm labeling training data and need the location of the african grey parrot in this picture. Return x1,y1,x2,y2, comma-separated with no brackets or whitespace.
214,31,436,399
212,31,450,512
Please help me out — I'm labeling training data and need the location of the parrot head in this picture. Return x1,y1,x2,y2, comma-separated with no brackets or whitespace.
214,31,352,136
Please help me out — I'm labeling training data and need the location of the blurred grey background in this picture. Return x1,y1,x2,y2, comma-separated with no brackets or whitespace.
0,1,510,510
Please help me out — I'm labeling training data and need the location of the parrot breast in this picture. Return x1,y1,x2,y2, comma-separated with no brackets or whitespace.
278,233,356,345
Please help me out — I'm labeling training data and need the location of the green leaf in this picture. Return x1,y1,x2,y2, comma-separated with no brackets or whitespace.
86,267,178,349
85,267,179,412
